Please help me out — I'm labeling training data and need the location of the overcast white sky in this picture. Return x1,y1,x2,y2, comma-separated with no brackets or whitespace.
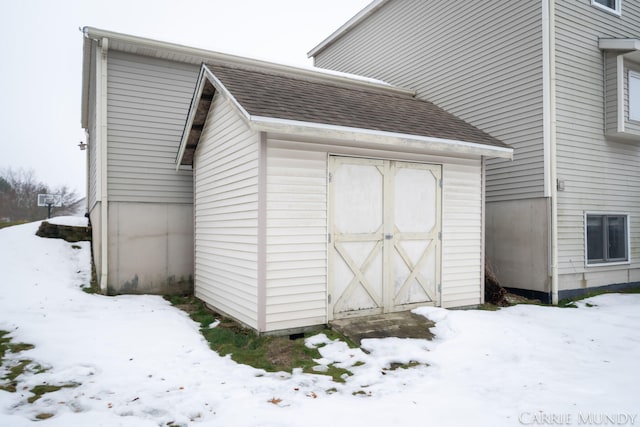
0,0,370,196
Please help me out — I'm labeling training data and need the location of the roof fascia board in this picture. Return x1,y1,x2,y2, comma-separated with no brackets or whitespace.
82,26,410,97
598,38,640,51
249,116,513,159
308,0,388,58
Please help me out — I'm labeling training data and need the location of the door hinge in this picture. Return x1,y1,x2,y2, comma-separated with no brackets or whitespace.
328,294,332,304
328,172,332,183
439,179,443,188
328,233,331,243
438,231,442,240
438,283,441,292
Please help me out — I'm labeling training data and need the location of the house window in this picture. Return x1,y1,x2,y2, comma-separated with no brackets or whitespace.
630,71,640,121
591,0,621,15
586,214,629,264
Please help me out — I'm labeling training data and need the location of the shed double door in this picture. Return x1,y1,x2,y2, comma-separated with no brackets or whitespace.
329,156,441,320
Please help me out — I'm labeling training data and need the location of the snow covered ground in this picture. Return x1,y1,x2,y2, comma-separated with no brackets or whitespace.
0,218,639,427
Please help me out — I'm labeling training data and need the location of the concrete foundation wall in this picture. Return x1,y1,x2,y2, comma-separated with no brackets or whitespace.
486,198,550,293
107,201,193,295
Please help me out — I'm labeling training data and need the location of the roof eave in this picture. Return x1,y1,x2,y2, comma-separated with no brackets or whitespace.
82,26,410,97
250,116,513,160
80,33,95,129
598,38,640,51
308,0,389,59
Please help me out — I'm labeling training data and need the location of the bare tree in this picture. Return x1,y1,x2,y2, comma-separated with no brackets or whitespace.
51,185,84,216
0,168,83,222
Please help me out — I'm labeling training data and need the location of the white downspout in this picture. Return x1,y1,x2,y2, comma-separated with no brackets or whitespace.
98,37,109,293
547,0,559,304
84,129,90,213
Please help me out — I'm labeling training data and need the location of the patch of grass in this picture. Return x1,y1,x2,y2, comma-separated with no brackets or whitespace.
475,303,501,311
28,383,77,403
1,330,79,411
81,283,100,294
71,244,82,250
1,331,36,393
82,257,100,294
35,413,55,420
165,296,353,383
0,221,27,230
385,361,423,371
558,285,640,308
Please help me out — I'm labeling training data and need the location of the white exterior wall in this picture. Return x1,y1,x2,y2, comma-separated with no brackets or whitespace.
265,138,484,331
313,0,545,202
440,162,484,307
265,146,328,331
554,1,640,290
193,93,261,329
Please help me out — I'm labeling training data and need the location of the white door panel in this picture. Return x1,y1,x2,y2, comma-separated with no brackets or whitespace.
329,156,442,319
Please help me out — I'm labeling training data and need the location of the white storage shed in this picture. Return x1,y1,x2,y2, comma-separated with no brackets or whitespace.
177,61,512,334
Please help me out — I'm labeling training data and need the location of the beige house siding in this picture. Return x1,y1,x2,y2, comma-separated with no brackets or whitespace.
313,0,545,202
193,93,261,329
554,0,640,288
106,51,198,203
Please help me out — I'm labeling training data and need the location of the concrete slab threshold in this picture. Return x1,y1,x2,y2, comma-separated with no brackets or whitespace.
330,311,435,346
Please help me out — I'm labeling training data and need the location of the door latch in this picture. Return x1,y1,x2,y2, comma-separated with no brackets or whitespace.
385,234,393,240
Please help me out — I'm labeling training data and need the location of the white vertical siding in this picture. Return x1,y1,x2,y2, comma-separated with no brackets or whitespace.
107,51,198,203
194,94,260,329
264,145,328,331
554,1,640,285
313,0,545,202
441,161,483,308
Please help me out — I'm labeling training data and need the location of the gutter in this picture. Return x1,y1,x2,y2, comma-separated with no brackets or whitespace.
249,116,514,159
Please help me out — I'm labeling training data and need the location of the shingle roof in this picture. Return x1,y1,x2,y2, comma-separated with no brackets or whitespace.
178,62,511,166
207,63,508,149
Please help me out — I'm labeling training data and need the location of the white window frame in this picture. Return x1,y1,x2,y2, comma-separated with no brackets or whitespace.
591,0,622,16
584,212,631,267
629,70,640,122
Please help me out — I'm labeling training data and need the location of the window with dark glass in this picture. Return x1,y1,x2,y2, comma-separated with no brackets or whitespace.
591,0,621,15
586,214,628,264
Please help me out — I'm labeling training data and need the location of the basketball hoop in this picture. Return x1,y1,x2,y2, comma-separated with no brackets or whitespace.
37,194,62,219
